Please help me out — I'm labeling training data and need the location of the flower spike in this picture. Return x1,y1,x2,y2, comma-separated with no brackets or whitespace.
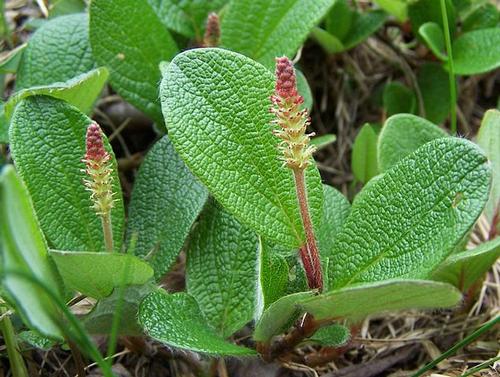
270,56,316,170
82,122,115,251
203,12,220,47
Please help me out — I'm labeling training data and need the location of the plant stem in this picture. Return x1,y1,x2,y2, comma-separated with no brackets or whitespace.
293,168,323,292
0,310,29,377
440,0,457,135
101,213,114,252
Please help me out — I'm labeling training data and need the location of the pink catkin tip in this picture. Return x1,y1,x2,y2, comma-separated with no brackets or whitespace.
275,56,298,99
85,122,106,161
203,12,220,47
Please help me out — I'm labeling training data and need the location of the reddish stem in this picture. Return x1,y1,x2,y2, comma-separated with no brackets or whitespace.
293,168,323,292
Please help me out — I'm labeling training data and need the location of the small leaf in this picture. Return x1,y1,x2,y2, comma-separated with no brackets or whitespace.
15,14,95,90
373,0,407,21
330,138,491,288
300,280,462,321
432,237,500,291
452,28,500,75
378,114,448,172
351,123,380,184
417,63,451,124
49,0,86,18
311,134,337,151
5,67,109,119
462,3,499,33
90,0,178,124
418,22,447,61
296,69,313,111
256,237,289,316
325,0,354,40
383,82,416,116
139,289,256,355
253,291,314,342
408,0,456,39
0,43,26,74
127,136,208,278
476,109,500,222
18,330,58,350
162,48,323,248
220,0,336,68
186,200,257,338
50,250,154,299
342,10,386,50
147,0,227,38
307,324,350,347
310,27,345,54
82,283,155,335
9,96,124,252
0,166,62,338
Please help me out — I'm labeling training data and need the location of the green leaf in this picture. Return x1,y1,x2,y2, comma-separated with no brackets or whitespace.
373,0,408,21
15,14,95,90
476,109,500,222
257,237,289,315
90,0,178,124
452,28,500,75
49,250,154,299
378,114,448,172
300,280,462,321
18,330,58,350
418,22,447,61
408,0,456,39
220,0,336,68
127,136,208,278
186,200,257,338
5,67,109,119
253,291,313,342
162,48,323,248
296,69,313,111
310,27,345,54
0,43,26,74
311,134,337,151
432,237,500,291
49,0,86,18
0,166,62,338
307,324,350,347
383,82,416,116
325,0,354,41
342,10,386,50
351,123,380,183
139,289,256,355
147,0,227,38
462,3,499,33
417,63,451,124
9,96,124,252
82,283,155,335
330,137,491,289
318,184,351,266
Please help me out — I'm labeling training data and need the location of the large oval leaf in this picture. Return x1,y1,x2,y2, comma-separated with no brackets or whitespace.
161,48,323,248
90,0,178,124
186,200,257,337
329,137,491,288
16,13,95,90
10,96,124,252
300,280,462,321
127,136,208,278
139,289,256,355
221,0,335,68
